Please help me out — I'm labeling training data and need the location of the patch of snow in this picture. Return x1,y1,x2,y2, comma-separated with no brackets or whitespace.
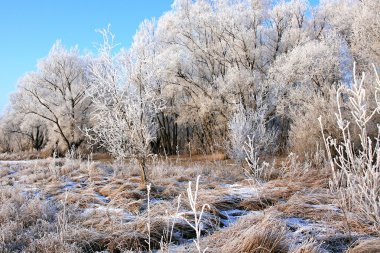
222,183,259,198
220,209,262,226
308,204,341,212
285,216,345,245
22,187,41,198
0,160,42,165
62,180,78,190
286,217,310,227
221,183,243,188
94,192,110,203
227,187,259,198
150,198,163,205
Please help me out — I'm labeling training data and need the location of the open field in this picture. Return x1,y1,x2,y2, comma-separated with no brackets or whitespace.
0,155,379,253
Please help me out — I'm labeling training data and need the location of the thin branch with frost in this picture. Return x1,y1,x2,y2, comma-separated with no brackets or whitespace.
320,64,380,230
179,175,209,253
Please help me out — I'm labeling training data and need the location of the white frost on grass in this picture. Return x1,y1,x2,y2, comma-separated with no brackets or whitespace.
223,183,259,198
220,210,262,226
94,192,110,203
285,216,345,246
62,180,78,190
82,205,135,221
0,160,42,165
307,204,341,212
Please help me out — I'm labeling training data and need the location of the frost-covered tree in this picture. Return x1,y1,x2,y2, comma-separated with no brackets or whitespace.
0,126,12,153
3,0,370,158
319,0,380,69
268,34,343,150
11,41,91,153
155,0,284,153
129,20,177,155
0,113,20,152
0,110,46,152
85,28,163,185
8,113,46,151
145,0,347,154
19,114,47,151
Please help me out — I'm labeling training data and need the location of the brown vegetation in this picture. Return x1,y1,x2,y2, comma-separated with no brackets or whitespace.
0,154,378,252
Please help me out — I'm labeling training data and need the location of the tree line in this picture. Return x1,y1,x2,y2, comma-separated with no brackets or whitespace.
1,0,379,165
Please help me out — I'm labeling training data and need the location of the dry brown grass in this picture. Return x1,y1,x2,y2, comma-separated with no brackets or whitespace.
239,195,278,211
0,151,45,161
0,156,378,252
0,185,102,253
220,217,288,253
172,212,265,252
25,233,80,253
275,190,340,222
347,238,380,253
291,240,326,253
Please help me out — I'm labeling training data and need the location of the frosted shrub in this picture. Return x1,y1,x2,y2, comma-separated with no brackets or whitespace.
228,98,277,181
320,65,380,230
228,102,277,162
243,135,273,181
228,104,255,161
85,27,163,185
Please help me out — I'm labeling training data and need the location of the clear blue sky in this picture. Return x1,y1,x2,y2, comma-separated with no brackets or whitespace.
0,0,173,115
0,0,319,115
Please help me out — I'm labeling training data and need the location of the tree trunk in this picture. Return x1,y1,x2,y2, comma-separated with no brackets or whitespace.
138,158,148,186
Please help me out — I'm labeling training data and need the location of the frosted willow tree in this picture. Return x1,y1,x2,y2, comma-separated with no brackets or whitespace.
0,111,47,151
86,28,162,185
319,0,380,69
155,0,274,152
0,112,26,152
11,41,91,153
151,0,321,154
268,33,343,152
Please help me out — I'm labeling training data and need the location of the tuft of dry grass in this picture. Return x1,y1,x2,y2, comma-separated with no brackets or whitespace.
220,217,288,253
347,238,380,253
239,195,277,211
275,190,340,222
291,240,327,253
25,233,80,253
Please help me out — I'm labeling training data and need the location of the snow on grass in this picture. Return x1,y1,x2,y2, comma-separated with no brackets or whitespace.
286,216,334,241
307,204,341,212
0,160,42,165
62,180,78,190
220,209,262,226
222,183,259,198
94,191,110,203
82,204,136,221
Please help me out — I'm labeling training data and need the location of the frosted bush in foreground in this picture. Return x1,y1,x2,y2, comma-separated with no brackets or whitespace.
320,65,380,230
